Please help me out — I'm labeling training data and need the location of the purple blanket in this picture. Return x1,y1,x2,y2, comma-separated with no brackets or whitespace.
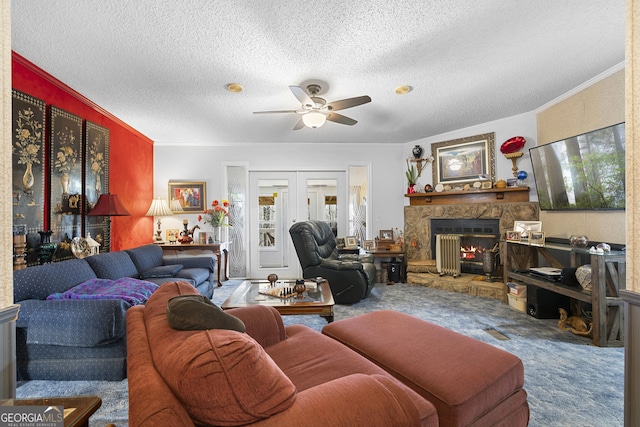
46,277,159,306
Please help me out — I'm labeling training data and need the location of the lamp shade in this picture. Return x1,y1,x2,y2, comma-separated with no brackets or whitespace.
145,198,174,217
302,111,327,128
170,198,184,213
88,193,131,216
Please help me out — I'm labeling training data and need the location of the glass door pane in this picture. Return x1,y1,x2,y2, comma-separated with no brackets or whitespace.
249,172,298,279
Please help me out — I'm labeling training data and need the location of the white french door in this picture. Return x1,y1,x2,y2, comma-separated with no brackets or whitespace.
249,170,346,279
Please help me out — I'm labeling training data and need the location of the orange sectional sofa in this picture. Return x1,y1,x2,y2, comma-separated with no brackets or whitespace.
127,281,528,426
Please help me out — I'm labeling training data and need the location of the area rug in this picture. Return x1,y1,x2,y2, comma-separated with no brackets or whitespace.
17,280,624,426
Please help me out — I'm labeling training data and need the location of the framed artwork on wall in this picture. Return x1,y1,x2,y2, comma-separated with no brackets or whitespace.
50,105,83,260
12,89,46,234
84,121,110,252
431,132,495,186
168,181,206,212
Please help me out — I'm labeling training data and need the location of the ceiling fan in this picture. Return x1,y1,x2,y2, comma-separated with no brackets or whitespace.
253,84,371,130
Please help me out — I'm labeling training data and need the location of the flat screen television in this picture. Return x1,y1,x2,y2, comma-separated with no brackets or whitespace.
529,122,625,210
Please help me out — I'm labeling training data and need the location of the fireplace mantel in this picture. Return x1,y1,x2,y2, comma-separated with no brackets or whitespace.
405,187,530,206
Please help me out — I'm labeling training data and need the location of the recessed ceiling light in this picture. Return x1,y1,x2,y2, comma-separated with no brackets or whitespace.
395,85,413,95
226,83,243,93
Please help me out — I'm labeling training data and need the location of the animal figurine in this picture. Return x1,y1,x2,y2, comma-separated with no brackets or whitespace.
179,224,200,244
558,308,593,337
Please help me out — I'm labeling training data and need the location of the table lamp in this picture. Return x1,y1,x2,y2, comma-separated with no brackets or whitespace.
88,193,131,217
170,198,184,213
145,198,174,243
88,193,130,251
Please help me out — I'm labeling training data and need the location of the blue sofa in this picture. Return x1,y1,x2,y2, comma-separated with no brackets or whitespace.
13,244,215,381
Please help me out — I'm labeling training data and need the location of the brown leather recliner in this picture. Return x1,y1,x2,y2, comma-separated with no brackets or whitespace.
289,220,376,304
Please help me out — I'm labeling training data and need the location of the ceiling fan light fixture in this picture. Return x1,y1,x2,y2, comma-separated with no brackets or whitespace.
302,111,327,128
226,83,243,93
395,85,413,95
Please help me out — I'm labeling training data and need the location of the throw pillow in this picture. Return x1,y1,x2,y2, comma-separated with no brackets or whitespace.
166,294,245,332
140,264,183,279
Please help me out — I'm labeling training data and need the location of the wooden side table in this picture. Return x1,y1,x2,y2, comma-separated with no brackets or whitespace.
159,243,230,286
366,250,405,284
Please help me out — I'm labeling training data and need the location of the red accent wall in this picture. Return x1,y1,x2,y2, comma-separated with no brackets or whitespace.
12,52,154,251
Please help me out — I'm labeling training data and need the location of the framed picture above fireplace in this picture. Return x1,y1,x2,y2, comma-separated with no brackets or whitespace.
431,132,495,186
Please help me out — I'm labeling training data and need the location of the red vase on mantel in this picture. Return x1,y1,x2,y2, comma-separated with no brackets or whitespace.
407,184,416,194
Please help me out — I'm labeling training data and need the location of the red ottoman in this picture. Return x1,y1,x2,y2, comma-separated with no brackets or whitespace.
322,310,529,427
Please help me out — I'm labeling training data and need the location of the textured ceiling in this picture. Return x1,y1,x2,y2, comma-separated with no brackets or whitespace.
11,1,625,145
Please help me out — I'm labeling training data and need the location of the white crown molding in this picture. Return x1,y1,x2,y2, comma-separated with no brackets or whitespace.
534,61,626,113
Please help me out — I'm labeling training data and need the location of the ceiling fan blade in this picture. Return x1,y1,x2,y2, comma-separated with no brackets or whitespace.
253,110,299,114
327,112,357,126
293,118,305,130
289,85,315,108
327,95,371,111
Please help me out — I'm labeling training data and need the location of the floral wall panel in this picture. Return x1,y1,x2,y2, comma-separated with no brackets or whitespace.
49,105,83,260
14,53,155,251
84,121,110,252
12,90,46,233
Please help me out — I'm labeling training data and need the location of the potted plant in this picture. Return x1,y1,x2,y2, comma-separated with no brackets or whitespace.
405,160,422,193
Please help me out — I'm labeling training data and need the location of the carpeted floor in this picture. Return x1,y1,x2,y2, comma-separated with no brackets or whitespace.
17,280,624,426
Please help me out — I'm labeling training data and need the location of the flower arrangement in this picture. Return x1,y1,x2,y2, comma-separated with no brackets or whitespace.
88,136,106,176
54,127,79,174
13,107,43,166
198,199,231,228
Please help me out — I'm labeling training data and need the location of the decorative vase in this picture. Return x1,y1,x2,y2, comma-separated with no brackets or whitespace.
407,184,416,194
23,162,35,193
61,172,71,194
212,226,222,243
412,145,423,159
483,250,496,278
570,235,589,248
95,174,102,197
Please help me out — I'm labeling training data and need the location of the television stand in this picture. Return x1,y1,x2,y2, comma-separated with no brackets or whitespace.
504,240,625,347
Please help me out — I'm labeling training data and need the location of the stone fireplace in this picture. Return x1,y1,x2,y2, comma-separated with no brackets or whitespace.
431,218,500,275
403,199,539,299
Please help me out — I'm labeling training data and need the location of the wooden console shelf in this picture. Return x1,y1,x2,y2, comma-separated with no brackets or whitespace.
504,240,625,347
406,187,529,205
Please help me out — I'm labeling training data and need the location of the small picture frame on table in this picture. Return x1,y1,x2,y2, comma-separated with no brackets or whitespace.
363,240,375,251
336,237,346,249
379,229,394,240
513,220,542,239
166,229,179,243
345,236,358,249
506,231,522,242
529,231,545,247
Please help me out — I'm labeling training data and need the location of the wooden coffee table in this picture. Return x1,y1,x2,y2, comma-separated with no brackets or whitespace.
222,279,335,322
4,395,101,427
